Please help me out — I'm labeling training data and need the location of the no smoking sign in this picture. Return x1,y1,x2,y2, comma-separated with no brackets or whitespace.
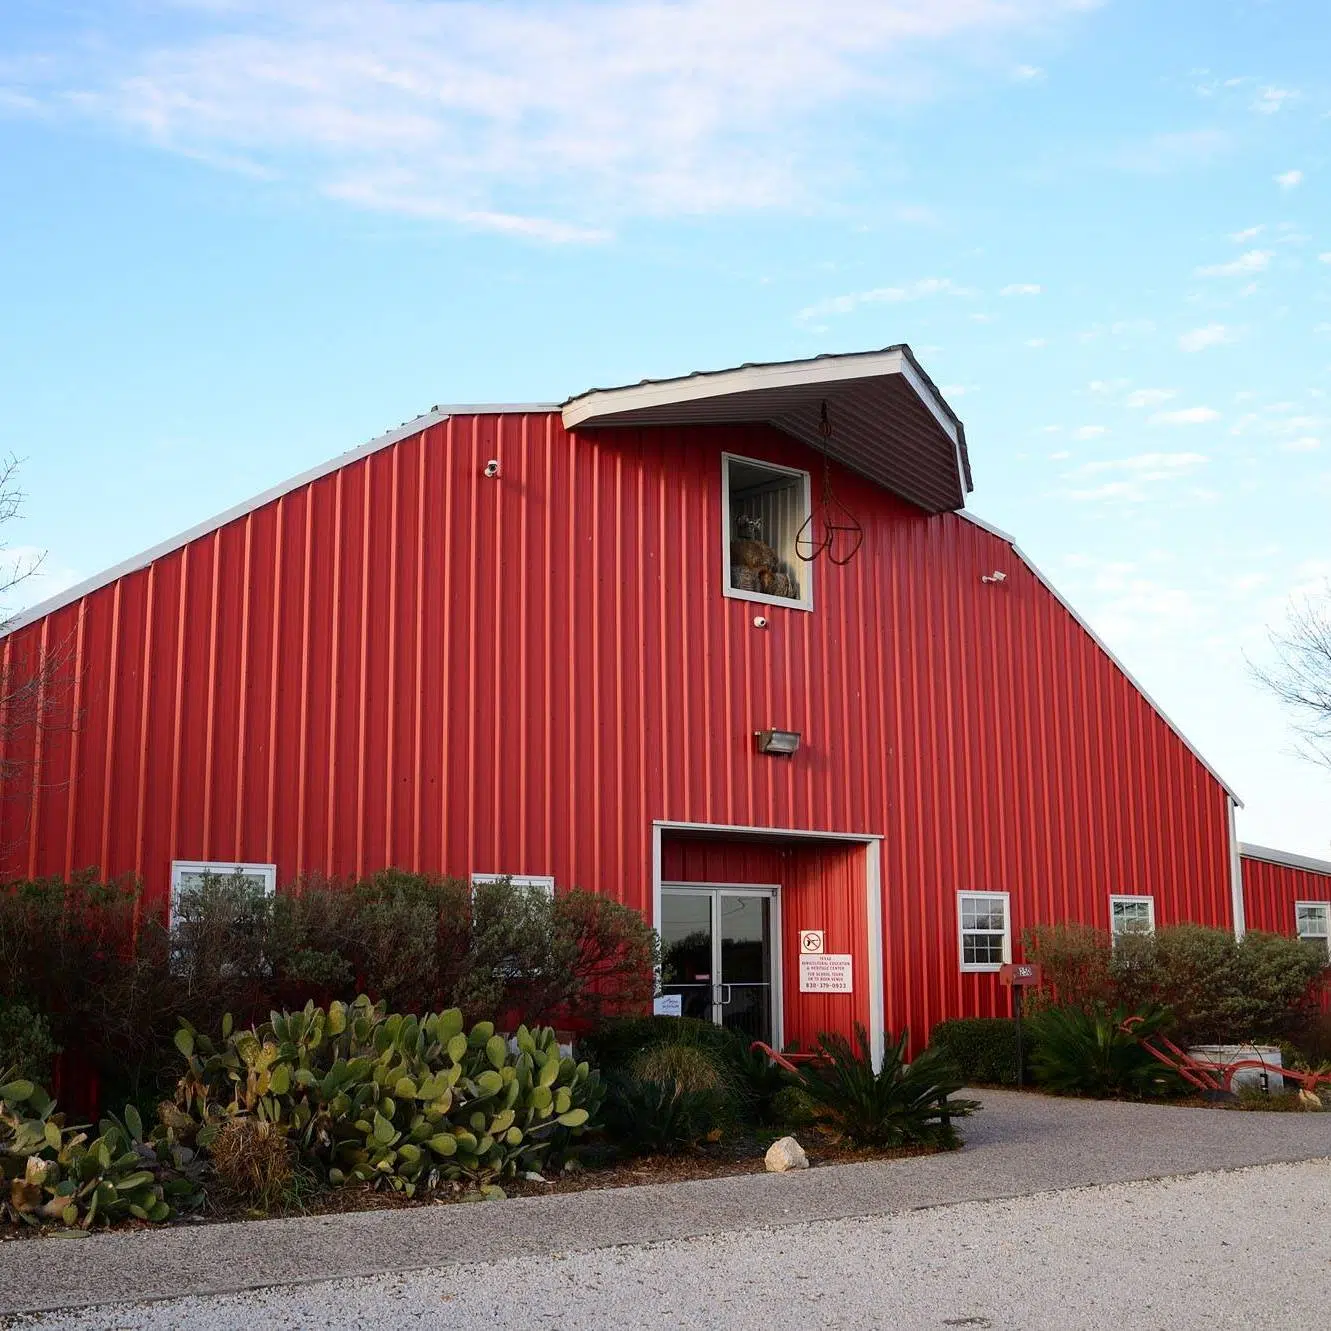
799,930,824,955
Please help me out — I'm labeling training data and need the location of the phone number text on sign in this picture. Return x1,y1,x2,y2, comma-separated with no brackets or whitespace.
798,953,853,993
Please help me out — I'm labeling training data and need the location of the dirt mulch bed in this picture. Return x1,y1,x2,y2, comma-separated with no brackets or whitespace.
1,1132,946,1239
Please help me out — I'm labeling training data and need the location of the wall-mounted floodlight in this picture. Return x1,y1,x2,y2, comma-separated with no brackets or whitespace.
755,729,801,756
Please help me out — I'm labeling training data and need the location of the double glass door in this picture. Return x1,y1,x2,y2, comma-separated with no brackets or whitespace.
660,885,777,1046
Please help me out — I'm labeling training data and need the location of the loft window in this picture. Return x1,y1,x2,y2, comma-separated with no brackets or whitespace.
1110,895,1155,944
470,873,555,899
958,891,1011,972
1296,901,1330,958
722,453,812,610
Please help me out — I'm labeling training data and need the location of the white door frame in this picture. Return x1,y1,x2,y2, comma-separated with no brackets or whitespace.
661,881,783,1051
652,820,885,1069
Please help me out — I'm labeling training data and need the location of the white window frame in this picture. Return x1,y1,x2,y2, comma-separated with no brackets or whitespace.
1109,894,1156,943
1295,901,1330,958
470,873,555,899
957,891,1011,973
169,860,277,928
721,452,814,612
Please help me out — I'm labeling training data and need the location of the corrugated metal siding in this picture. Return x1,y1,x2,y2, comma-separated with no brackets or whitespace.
1242,854,1331,934
1,412,1236,1051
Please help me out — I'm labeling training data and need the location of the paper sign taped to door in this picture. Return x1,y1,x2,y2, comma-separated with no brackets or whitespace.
799,953,853,993
653,994,683,1017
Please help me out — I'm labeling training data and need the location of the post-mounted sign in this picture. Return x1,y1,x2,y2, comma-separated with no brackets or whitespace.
799,930,825,955
998,962,1042,987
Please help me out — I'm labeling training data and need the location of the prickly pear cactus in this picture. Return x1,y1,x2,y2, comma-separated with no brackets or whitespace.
1,1071,203,1229
172,998,603,1196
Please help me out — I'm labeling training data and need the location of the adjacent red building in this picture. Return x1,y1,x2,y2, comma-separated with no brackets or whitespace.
0,348,1301,1055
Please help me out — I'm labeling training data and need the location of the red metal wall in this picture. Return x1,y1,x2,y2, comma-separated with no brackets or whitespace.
1,411,1237,1049
1242,854,1331,935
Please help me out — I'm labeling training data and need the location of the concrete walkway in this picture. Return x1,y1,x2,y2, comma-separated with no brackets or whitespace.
2,1090,1329,1318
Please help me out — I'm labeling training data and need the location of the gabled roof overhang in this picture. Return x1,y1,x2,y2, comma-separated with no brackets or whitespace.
561,346,972,514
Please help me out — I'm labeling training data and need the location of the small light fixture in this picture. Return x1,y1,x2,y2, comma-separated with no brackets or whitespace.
755,728,801,756
981,570,1007,584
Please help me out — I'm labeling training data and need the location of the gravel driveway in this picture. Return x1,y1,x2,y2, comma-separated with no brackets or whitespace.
11,1160,1331,1331
3,1089,1329,1326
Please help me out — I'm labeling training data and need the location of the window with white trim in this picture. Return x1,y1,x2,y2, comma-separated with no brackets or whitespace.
1296,901,1330,957
1110,895,1155,942
170,860,276,926
958,892,1011,971
469,873,555,898
723,453,812,610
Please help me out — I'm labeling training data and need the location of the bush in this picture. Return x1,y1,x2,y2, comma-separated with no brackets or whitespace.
172,996,604,1194
600,1075,728,1155
580,1016,747,1074
1,1073,204,1228
1023,923,1115,1008
1025,1004,1180,1099
928,1018,1029,1086
794,1026,976,1148
0,999,59,1083
769,1085,823,1127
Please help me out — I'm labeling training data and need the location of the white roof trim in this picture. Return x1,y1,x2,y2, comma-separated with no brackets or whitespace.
3,403,557,638
957,510,1242,805
1240,842,1331,877
562,347,960,447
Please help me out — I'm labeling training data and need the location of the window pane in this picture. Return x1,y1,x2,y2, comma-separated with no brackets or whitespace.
727,458,804,602
963,932,1005,965
1297,904,1329,938
961,897,1005,931
1112,899,1152,934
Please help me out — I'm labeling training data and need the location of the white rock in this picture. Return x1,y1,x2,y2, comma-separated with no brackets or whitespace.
1298,1088,1324,1110
765,1135,809,1173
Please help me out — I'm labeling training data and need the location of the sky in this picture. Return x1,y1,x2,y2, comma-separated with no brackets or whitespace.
2,0,1330,856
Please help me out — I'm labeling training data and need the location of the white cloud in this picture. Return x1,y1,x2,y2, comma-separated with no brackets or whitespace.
1025,337,1048,348
1073,425,1109,440
796,277,974,323
1195,249,1271,277
5,548,81,618
1319,253,1331,264
1062,452,1208,501
969,312,997,323
1013,64,1045,81
1230,225,1264,242
1275,169,1304,190
1149,406,1221,425
1,0,1102,235
1000,282,1042,295
1281,436,1321,452
1252,86,1297,114
1113,129,1227,174
1071,452,1208,477
1179,323,1234,352
1125,388,1176,409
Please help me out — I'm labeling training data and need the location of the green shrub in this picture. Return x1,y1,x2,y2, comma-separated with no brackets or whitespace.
600,1075,728,1155
1023,923,1115,1008
769,1085,823,1127
795,1026,976,1148
581,1016,746,1074
171,996,604,1194
928,1018,1030,1086
0,999,59,1083
1,1072,204,1228
1025,1004,1180,1099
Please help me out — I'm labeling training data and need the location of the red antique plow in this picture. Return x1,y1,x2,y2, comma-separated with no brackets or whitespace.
1120,1016,1331,1098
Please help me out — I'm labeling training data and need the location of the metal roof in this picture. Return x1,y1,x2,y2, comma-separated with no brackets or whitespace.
1240,842,1331,876
562,346,972,515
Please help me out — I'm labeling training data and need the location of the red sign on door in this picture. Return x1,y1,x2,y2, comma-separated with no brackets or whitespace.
998,962,1042,987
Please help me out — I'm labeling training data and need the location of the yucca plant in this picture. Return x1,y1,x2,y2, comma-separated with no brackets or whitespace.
1025,1003,1181,1099
600,1075,729,1155
795,1026,977,1148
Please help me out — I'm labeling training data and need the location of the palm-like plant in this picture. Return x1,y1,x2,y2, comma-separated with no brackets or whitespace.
795,1025,977,1148
1026,1003,1180,1098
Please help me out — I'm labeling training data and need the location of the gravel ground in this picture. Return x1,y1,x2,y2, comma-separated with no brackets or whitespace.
11,1159,1330,1331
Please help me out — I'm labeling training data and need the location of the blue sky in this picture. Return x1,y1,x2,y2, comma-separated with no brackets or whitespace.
3,0,1330,855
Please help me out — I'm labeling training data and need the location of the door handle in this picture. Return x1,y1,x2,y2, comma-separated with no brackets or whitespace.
716,984,733,1006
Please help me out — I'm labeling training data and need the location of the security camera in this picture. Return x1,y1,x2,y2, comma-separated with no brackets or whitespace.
981,570,1007,584
483,459,501,478
753,615,769,629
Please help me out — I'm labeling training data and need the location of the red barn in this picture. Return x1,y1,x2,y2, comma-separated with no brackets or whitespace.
0,348,1272,1056
1240,844,1331,962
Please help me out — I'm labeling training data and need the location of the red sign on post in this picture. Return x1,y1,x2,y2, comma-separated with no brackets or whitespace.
998,962,1041,987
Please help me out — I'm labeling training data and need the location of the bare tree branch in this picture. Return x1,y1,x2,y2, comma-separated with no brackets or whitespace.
1251,582,1331,769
